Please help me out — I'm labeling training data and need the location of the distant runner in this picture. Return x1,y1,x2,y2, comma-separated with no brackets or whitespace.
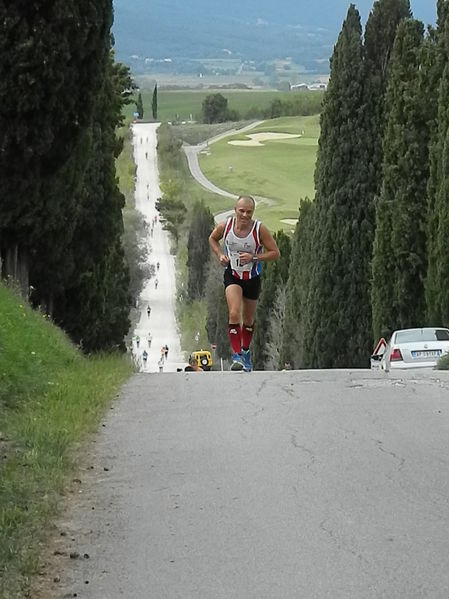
209,195,280,372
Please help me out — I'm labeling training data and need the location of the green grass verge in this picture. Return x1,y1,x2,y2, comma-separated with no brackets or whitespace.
116,125,136,204
0,284,132,598
198,115,320,231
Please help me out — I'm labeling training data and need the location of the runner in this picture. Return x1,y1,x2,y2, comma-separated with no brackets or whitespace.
147,305,151,317
142,350,148,366
135,335,140,349
164,344,169,359
209,195,280,371
155,278,159,289
147,332,152,347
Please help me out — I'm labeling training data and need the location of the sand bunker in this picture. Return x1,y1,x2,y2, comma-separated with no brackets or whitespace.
228,132,301,147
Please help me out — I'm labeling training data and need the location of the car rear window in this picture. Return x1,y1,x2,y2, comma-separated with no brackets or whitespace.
395,329,449,343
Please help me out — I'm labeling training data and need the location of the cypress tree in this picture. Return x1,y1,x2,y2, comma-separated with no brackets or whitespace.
186,202,214,300
426,0,449,324
359,0,411,345
52,54,133,351
282,199,315,369
152,84,158,120
252,231,291,370
205,264,230,361
371,19,429,339
362,0,411,202
136,91,144,119
304,5,369,368
0,1,113,290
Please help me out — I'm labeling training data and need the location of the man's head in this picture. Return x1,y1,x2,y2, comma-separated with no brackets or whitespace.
235,196,255,221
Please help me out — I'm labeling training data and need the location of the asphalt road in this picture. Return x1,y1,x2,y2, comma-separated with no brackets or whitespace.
47,369,449,598
131,123,185,372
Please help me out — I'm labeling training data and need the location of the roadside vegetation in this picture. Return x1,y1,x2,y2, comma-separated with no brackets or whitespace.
125,89,323,123
0,283,132,598
0,6,135,354
156,1,449,372
156,124,224,357
436,353,449,370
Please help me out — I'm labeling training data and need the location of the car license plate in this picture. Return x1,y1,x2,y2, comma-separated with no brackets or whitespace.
411,350,441,358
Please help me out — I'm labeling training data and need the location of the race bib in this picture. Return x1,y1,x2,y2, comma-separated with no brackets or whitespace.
229,250,251,272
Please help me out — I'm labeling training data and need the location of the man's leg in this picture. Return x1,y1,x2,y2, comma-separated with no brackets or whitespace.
241,298,257,371
225,284,244,367
242,298,257,349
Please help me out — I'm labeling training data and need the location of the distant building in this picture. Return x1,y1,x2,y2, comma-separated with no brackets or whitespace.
290,83,308,91
290,82,327,92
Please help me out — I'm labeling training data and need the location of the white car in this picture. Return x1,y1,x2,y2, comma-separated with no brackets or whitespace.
372,327,449,371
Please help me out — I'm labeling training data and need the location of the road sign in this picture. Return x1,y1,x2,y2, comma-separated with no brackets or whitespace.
372,337,387,356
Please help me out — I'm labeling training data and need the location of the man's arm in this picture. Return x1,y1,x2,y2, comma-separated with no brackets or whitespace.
238,223,280,265
257,224,280,262
209,222,230,267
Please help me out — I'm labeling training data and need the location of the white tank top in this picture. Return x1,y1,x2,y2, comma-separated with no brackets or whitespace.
223,217,262,280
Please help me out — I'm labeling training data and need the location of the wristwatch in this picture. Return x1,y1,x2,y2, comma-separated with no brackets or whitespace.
252,254,258,263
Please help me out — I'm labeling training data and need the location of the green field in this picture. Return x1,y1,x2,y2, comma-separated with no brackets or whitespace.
125,89,322,124
198,116,320,231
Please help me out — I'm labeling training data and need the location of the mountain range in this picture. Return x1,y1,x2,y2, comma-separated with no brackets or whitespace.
112,0,436,76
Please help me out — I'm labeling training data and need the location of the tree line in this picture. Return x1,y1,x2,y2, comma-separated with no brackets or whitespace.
181,0,449,370
280,0,449,369
200,91,324,124
0,2,135,352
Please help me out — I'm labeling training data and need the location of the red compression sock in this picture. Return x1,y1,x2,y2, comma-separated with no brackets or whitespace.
241,323,254,350
227,324,241,354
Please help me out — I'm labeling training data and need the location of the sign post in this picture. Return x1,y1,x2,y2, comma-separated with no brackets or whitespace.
370,337,387,369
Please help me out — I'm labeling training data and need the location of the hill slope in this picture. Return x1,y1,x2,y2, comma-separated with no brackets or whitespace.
0,283,132,597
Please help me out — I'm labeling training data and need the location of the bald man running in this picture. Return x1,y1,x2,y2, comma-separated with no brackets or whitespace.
209,195,280,371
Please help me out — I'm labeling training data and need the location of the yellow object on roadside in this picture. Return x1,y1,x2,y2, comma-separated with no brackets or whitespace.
191,350,212,371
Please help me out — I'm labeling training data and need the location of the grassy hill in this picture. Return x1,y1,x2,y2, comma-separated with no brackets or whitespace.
198,115,320,231
0,283,132,598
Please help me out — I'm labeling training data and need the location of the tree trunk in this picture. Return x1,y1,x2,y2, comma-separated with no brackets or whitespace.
1,244,29,296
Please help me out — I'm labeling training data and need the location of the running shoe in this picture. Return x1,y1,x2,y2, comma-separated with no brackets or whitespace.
241,349,252,372
230,353,244,371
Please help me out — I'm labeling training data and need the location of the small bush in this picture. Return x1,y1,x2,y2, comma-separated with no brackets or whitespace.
436,352,449,370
